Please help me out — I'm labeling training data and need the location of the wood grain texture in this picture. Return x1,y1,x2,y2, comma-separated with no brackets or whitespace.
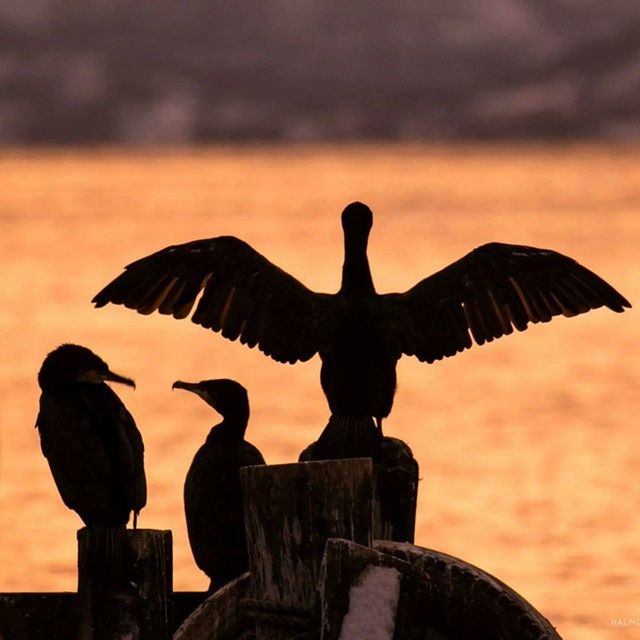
77,528,172,640
240,459,374,639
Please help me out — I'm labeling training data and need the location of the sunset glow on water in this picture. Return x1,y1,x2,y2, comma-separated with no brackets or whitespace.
1,144,638,639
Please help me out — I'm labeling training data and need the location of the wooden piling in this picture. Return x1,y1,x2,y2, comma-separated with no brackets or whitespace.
240,458,374,640
299,436,420,544
76,528,172,640
372,437,419,543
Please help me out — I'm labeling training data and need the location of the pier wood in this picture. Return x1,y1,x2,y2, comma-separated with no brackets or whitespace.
240,458,374,640
372,437,419,544
173,573,251,640
317,539,565,640
76,528,172,640
299,437,419,545
315,539,427,640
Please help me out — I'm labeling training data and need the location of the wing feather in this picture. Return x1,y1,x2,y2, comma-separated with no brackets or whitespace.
381,242,630,363
93,236,330,364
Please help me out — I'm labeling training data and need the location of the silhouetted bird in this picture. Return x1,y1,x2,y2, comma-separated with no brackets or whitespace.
173,378,265,592
36,344,146,576
94,202,631,445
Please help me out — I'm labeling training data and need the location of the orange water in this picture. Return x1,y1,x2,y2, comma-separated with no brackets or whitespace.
0,144,638,639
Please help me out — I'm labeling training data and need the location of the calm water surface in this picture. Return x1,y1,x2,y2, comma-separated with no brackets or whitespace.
1,144,638,639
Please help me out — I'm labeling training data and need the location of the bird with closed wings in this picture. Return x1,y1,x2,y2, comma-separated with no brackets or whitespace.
36,344,146,578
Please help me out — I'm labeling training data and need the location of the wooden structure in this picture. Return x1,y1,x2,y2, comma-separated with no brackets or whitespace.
76,528,172,640
0,457,562,640
241,459,373,639
174,458,561,640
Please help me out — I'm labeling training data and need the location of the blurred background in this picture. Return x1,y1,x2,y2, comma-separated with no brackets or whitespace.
1,3,639,640
1,0,639,144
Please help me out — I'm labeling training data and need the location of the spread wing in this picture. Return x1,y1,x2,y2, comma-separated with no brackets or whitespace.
381,242,631,363
93,236,331,364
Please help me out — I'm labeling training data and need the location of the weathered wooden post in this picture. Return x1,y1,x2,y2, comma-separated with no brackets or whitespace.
372,437,419,543
240,459,374,640
76,528,172,640
299,436,420,544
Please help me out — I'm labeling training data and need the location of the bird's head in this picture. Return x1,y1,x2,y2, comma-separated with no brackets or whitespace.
38,344,136,392
341,202,373,236
172,378,249,420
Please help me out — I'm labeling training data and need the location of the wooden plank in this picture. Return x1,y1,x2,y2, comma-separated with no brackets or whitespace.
240,459,374,640
0,592,206,640
0,593,76,640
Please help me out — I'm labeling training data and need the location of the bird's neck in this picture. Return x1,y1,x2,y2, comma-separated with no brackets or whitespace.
340,230,375,295
207,412,249,443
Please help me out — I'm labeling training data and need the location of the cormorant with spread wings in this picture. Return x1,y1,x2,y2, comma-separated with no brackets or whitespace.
93,202,630,434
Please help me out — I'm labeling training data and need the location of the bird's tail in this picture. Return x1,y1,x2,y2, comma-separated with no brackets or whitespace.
300,415,382,462
85,526,133,586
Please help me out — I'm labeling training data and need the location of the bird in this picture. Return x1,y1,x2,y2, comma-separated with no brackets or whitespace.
93,201,631,446
36,344,146,577
173,378,265,592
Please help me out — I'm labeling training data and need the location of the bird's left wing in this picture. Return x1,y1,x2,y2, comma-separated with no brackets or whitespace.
36,395,114,517
380,242,630,363
92,236,331,364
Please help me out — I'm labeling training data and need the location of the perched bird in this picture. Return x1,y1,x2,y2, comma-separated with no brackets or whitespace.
173,378,265,592
36,344,146,576
93,202,631,447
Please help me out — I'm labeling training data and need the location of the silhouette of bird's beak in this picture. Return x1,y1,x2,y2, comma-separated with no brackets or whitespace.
172,380,200,393
102,370,136,389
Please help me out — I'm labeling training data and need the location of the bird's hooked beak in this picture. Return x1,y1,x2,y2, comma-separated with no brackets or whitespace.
103,369,136,388
172,380,202,395
172,380,215,407
79,369,136,388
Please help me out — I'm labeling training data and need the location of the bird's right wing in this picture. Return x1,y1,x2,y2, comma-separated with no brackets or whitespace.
96,385,147,516
380,242,630,363
93,236,331,364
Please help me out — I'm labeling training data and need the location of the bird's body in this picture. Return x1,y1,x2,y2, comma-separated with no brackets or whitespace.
320,300,397,422
94,202,631,447
36,344,146,529
174,379,265,592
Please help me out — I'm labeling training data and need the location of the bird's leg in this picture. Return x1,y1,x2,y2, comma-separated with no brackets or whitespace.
133,512,138,529
375,416,384,436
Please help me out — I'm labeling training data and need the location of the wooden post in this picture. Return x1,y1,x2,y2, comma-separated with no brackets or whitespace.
299,436,420,544
372,437,419,543
240,459,374,640
77,528,172,640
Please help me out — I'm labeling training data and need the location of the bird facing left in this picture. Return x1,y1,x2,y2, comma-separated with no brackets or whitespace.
35,344,147,577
